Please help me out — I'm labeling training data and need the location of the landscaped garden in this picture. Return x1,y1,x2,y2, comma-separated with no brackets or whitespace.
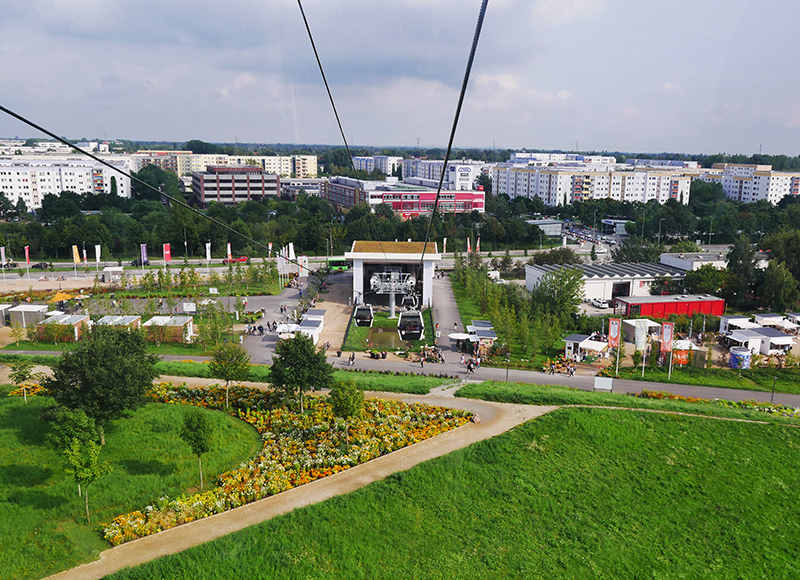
341,310,436,353
98,405,800,579
1,379,470,578
0,387,261,580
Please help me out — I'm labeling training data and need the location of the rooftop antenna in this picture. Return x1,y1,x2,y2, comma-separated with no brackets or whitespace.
417,137,420,149
575,140,579,151
759,144,762,155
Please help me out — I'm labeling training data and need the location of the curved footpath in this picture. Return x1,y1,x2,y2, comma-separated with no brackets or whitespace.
46,391,556,580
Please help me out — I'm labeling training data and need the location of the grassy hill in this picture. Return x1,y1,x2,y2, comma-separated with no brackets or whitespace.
101,406,800,579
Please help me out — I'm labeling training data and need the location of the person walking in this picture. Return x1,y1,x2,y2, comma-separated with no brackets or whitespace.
420,356,424,369
453,321,458,331
549,362,555,375
460,354,465,365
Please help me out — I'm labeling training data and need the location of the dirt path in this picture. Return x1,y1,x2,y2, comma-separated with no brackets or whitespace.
45,392,555,580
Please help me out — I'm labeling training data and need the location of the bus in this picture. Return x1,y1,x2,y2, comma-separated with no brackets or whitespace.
327,258,350,272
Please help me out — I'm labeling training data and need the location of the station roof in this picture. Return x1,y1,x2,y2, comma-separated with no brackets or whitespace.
351,241,431,254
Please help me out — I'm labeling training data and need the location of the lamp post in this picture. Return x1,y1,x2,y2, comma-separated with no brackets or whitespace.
641,206,646,238
658,218,665,244
592,209,597,240
707,217,714,246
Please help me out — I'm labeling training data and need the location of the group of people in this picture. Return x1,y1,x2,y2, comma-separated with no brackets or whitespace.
548,361,577,376
346,352,357,366
459,354,481,374
246,321,279,335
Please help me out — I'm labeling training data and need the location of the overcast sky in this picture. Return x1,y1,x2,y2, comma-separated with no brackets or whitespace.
1,0,798,155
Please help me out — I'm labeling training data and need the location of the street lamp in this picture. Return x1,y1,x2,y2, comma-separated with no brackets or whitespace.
658,218,666,244
592,209,597,240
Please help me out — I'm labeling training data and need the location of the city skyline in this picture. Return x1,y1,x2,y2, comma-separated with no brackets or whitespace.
2,0,799,156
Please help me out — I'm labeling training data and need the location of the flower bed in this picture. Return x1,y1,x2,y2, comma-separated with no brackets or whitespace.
99,383,471,546
6,383,47,397
637,389,800,419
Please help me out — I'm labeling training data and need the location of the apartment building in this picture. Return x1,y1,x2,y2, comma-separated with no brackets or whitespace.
321,176,484,217
191,165,279,207
352,155,403,175
133,152,318,178
493,164,691,206
402,159,490,190
713,164,800,204
0,158,132,210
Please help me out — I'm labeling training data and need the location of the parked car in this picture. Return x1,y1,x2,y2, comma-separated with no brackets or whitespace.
222,255,248,264
31,261,50,269
1,260,18,269
130,258,151,266
591,298,609,309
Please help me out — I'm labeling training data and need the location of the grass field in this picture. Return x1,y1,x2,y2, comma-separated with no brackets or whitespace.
342,310,436,352
101,407,800,579
612,364,800,395
0,388,261,580
457,380,800,426
1,335,239,357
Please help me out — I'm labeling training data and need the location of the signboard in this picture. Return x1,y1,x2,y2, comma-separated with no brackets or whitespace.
205,242,212,262
140,244,148,264
226,243,232,261
660,322,674,353
183,303,196,313
608,318,621,348
24,246,29,266
209,287,219,294
72,245,81,264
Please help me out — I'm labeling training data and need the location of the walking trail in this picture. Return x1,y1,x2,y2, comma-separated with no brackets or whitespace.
45,387,556,580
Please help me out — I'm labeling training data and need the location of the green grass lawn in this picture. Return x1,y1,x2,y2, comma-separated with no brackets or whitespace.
2,335,239,357
0,388,261,580
610,364,800,395
457,380,800,426
100,407,800,579
342,310,436,352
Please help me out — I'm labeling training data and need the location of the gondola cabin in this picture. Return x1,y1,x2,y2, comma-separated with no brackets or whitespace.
397,311,424,342
354,304,374,328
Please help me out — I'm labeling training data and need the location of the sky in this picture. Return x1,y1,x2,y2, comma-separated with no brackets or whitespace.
1,0,799,155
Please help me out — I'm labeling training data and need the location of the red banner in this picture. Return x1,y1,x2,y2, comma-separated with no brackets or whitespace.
24,246,30,265
608,318,622,348
227,242,232,260
163,243,171,262
660,322,674,353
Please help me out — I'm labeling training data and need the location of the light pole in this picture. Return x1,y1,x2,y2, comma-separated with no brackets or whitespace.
707,217,714,246
592,209,597,240
658,218,666,244
539,233,543,250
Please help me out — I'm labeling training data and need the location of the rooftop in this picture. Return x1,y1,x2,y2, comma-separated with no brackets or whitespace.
351,241,432,254
616,294,723,304
527,262,684,279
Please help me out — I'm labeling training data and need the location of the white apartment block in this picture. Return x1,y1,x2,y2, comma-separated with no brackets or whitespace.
493,164,691,206
402,159,490,191
0,158,132,210
510,152,617,165
714,164,800,204
353,155,403,175
132,152,318,178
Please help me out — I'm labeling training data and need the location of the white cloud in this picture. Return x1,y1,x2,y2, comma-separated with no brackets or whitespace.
660,82,681,93
532,0,606,26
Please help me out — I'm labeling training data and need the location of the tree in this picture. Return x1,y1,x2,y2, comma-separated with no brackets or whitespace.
8,359,41,403
590,244,597,261
683,264,730,295
670,240,703,253
179,408,215,490
44,327,160,443
270,334,333,413
530,267,585,317
328,379,364,450
208,343,251,409
760,262,800,312
64,438,112,524
611,237,666,263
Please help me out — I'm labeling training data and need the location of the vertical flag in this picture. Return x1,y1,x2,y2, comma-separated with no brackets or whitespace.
226,243,232,260
24,246,30,265
443,237,447,254
0,246,5,265
140,244,148,264
82,248,88,264
268,242,273,258
163,243,172,262
476,236,481,254
95,245,101,264
608,318,621,348
467,237,472,253
205,242,212,262
72,245,81,264
660,322,674,353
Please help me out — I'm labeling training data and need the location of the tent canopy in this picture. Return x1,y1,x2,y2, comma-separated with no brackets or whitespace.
47,292,74,303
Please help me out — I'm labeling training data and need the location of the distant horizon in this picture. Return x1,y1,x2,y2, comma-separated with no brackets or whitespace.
2,135,794,160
